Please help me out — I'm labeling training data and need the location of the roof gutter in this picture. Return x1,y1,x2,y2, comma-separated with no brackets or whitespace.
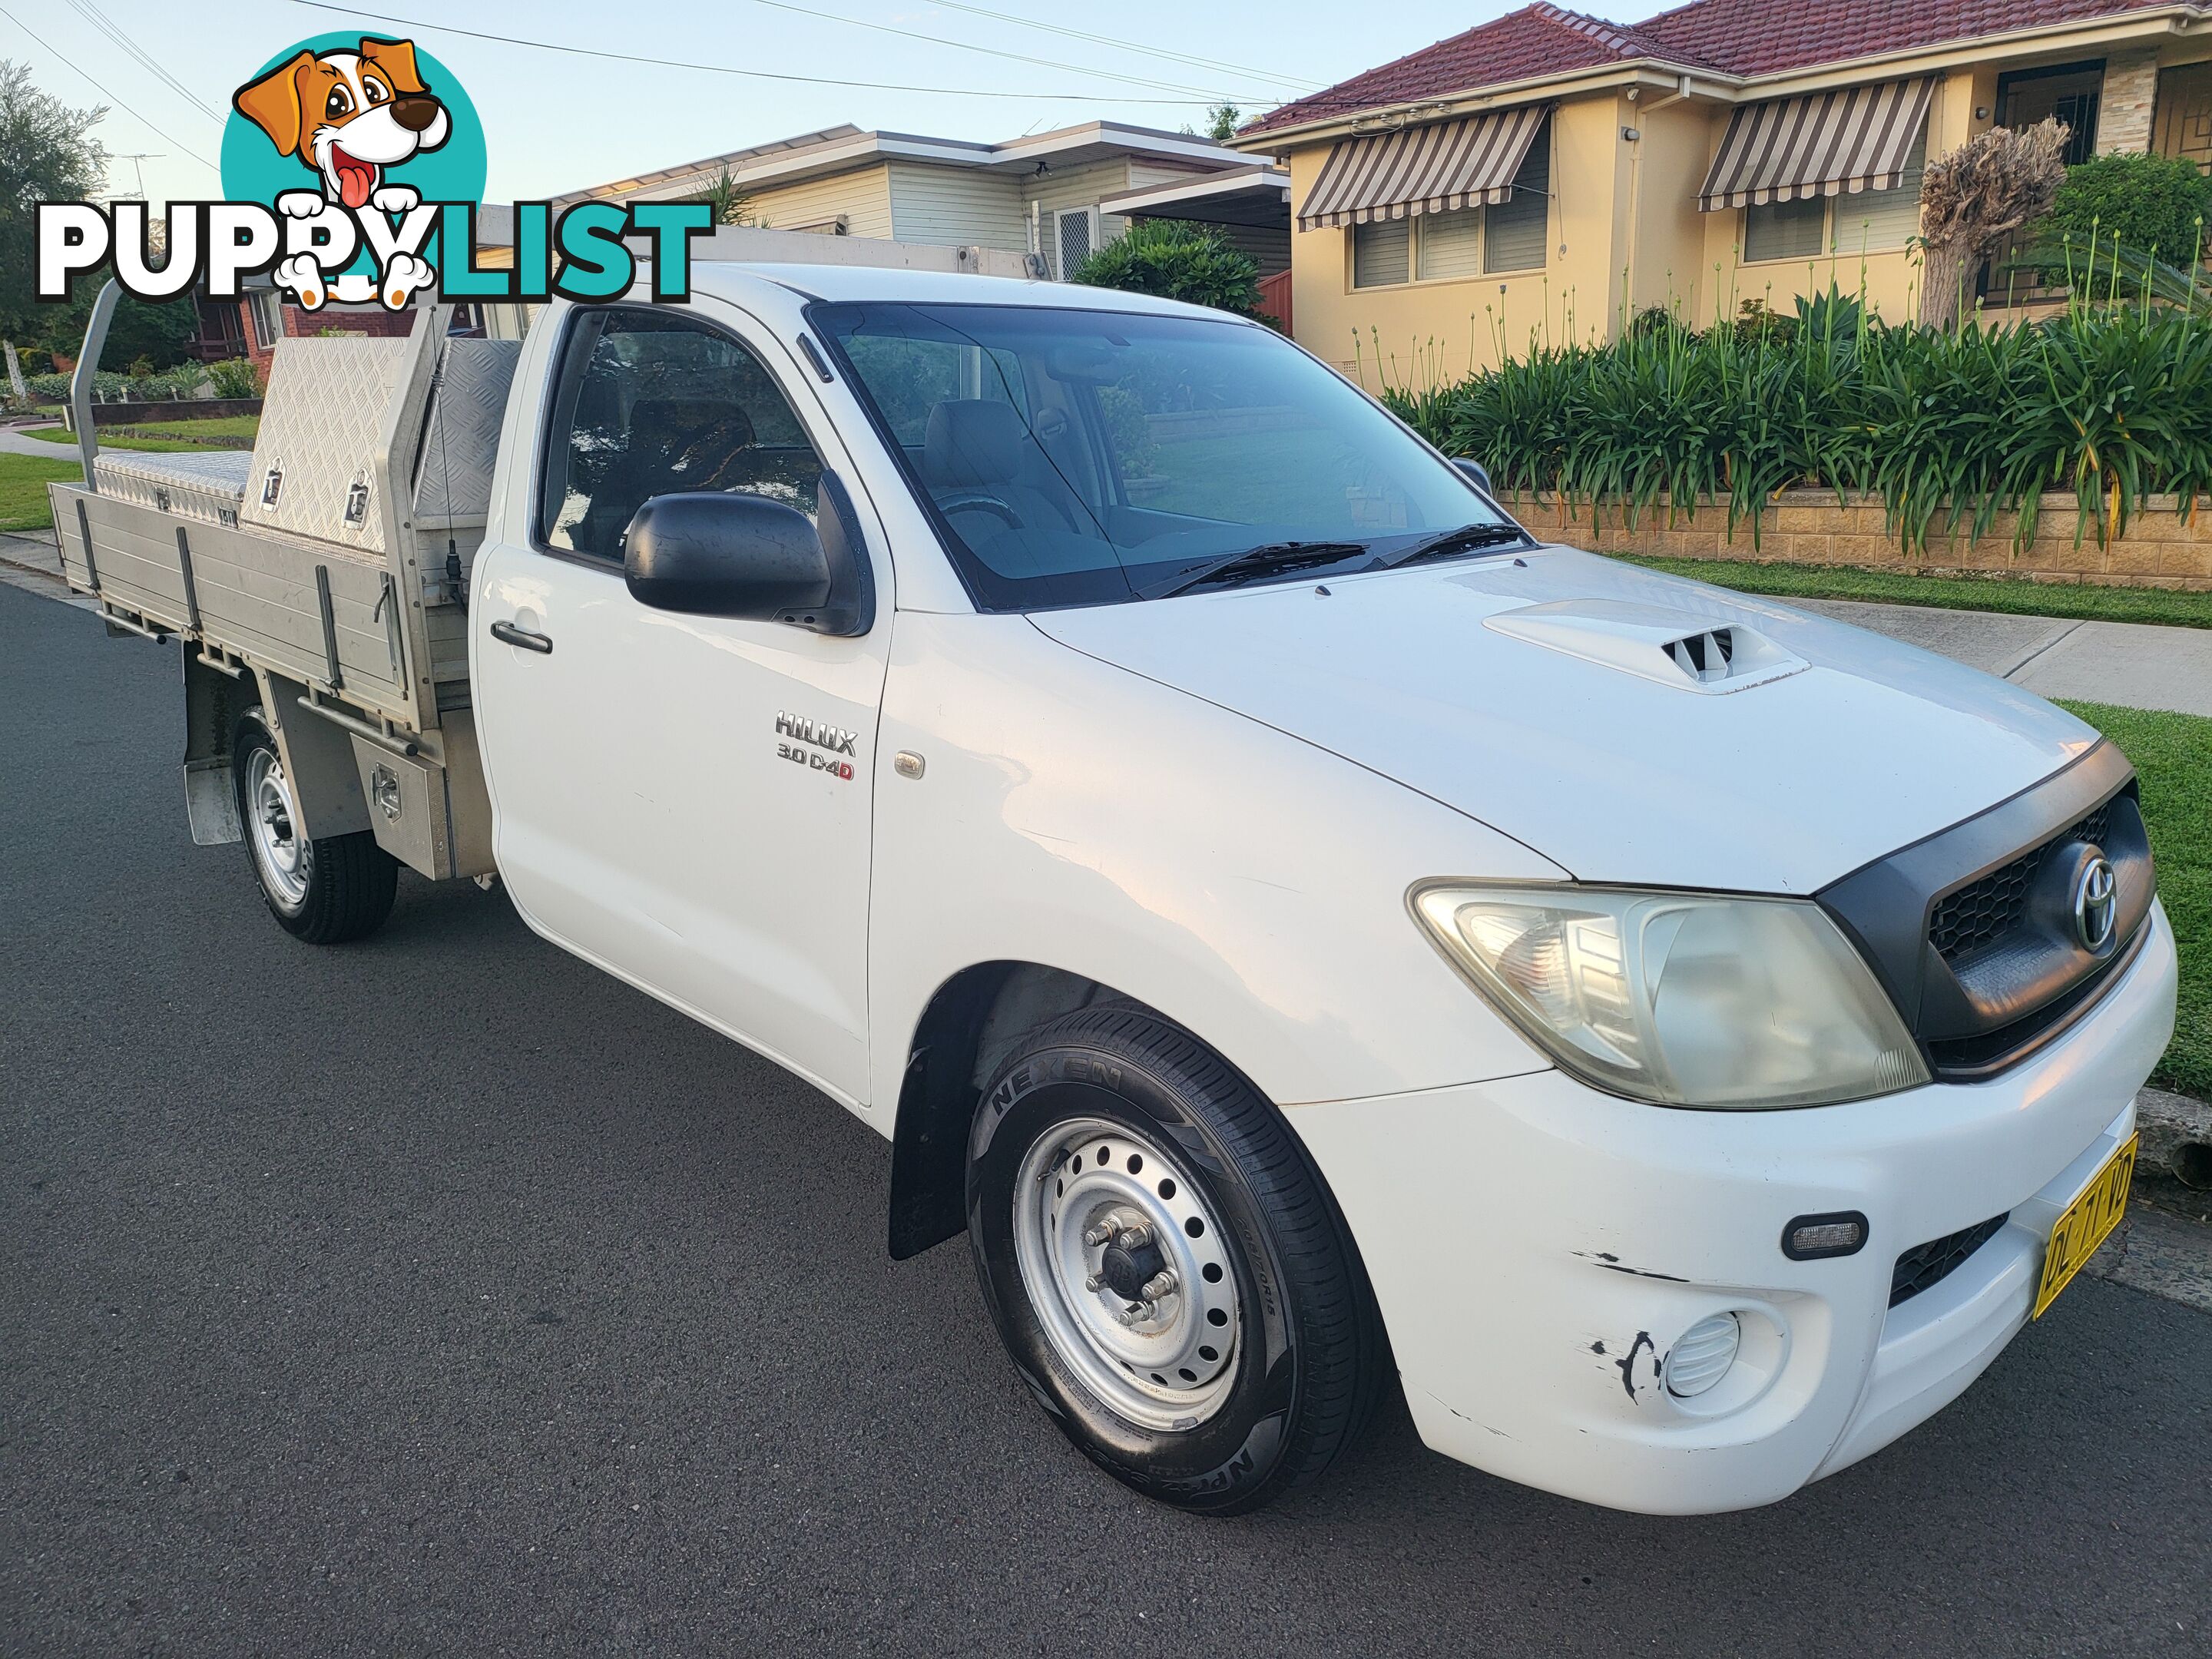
1231,61,1710,151
1637,74,1696,116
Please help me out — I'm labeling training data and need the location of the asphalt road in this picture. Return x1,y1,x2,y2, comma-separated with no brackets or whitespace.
4,578,2209,1658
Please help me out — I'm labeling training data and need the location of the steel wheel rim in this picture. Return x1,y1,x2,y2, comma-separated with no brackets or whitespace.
1012,1114,1241,1432
246,745,310,909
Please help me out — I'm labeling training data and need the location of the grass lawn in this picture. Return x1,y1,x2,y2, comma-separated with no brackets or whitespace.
2059,700,2211,1100
107,414,260,442
0,452,81,532
22,414,257,452
1620,555,2212,631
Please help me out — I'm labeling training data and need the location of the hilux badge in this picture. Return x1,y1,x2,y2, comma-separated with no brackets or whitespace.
775,710,858,781
2072,856,2118,952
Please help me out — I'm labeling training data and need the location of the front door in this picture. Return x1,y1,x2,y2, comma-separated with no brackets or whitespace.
472,303,892,1107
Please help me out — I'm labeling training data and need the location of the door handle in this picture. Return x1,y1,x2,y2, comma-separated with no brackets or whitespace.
490,619,553,654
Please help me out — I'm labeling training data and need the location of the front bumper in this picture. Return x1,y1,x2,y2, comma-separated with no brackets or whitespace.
1286,902,2177,1515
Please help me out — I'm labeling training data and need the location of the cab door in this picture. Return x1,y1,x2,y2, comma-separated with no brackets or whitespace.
471,303,892,1107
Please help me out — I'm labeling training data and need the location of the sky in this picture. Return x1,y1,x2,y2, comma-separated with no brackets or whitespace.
0,0,1589,211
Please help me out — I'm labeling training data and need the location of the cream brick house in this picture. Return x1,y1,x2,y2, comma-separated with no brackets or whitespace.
1230,1,2212,377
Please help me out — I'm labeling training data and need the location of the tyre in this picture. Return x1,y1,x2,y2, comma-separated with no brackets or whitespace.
967,1003,1385,1514
231,704,398,944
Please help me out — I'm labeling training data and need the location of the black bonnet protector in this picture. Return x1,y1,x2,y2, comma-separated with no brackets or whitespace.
1817,742,2154,1081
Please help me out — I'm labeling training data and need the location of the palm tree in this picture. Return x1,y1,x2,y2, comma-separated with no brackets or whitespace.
688,167,757,227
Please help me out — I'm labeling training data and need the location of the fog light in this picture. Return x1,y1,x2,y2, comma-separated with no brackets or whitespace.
1664,1313,1741,1398
1783,1210,1868,1260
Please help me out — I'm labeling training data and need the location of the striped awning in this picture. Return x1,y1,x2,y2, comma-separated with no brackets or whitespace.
1697,78,1936,212
1298,104,1551,231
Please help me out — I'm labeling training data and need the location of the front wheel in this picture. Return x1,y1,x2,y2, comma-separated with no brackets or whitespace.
232,705,397,944
967,1005,1385,1514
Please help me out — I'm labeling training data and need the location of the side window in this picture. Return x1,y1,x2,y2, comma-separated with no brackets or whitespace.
538,310,825,561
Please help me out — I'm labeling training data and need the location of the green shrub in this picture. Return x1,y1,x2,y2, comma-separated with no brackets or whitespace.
207,358,261,399
1376,283,2212,554
1070,220,1263,316
2047,151,2212,265
22,363,217,404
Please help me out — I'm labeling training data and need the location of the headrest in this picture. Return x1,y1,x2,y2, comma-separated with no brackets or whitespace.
631,398,754,458
923,399,1028,488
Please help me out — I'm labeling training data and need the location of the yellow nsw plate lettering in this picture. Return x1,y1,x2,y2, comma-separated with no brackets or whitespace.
2032,1134,2137,1320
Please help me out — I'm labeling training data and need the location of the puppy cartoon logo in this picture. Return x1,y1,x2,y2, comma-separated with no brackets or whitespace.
35,32,709,315
228,35,466,310
233,39,452,212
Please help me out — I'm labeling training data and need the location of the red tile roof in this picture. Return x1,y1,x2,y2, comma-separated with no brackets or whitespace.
1637,0,2154,76
1243,0,2163,133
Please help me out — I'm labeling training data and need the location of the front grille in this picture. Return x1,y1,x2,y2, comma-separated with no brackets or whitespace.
1929,805,2111,965
1889,1213,2009,1307
1926,923,2145,1078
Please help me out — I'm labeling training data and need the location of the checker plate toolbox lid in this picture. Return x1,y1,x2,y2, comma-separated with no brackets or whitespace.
245,334,520,555
412,339,521,533
90,449,252,528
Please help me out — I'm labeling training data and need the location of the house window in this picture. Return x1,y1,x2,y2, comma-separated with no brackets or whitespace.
1744,194,1830,262
1353,220,1412,287
247,289,284,349
1416,209,1482,281
1833,130,1928,253
1485,134,1550,273
1997,61,2104,166
1744,127,1926,261
1055,207,1097,277
2154,62,2212,173
1353,117,1551,287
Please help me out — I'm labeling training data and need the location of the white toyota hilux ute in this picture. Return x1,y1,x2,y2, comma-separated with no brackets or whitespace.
50,263,2176,1516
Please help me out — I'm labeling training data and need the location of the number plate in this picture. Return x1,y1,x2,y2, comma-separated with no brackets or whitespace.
2032,1133,2137,1319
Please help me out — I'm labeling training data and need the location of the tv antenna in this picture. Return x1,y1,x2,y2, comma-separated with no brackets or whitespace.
108,154,163,201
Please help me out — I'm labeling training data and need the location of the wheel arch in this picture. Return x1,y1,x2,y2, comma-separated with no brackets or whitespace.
889,960,1151,1259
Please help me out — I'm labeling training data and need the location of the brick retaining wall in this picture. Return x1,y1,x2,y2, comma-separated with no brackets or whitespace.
1503,488,2212,590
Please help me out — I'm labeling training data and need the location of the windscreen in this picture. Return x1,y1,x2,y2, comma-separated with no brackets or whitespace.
812,302,1512,611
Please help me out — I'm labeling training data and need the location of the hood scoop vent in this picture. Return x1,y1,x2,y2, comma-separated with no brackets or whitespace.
1483,599,1809,695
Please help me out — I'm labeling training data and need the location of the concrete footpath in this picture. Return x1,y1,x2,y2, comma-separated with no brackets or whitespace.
0,423,78,458
1793,595,2212,717
0,530,84,611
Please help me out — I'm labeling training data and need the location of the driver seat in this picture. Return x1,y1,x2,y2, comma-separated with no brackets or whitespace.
922,400,1081,538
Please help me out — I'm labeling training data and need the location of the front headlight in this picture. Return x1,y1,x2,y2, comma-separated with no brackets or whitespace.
1410,882,1929,1108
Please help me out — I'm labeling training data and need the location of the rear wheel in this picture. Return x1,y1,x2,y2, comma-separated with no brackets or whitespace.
967,1004,1384,1514
232,705,397,944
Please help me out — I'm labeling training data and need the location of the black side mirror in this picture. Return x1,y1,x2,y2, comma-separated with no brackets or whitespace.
623,469,873,635
1453,457,1495,495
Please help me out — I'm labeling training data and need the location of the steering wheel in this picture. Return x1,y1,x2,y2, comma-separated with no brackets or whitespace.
935,490,1026,530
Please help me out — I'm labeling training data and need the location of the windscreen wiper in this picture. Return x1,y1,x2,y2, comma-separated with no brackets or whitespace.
1137,541,1373,601
1373,522,1531,569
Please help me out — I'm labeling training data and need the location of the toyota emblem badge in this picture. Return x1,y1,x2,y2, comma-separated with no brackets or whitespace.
2072,856,2118,952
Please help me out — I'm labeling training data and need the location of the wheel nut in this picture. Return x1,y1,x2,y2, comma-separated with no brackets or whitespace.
1082,1220,1116,1247
1141,1270,1177,1300
1113,1303,1147,1327
1117,1224,1152,1250
1084,1273,1108,1293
